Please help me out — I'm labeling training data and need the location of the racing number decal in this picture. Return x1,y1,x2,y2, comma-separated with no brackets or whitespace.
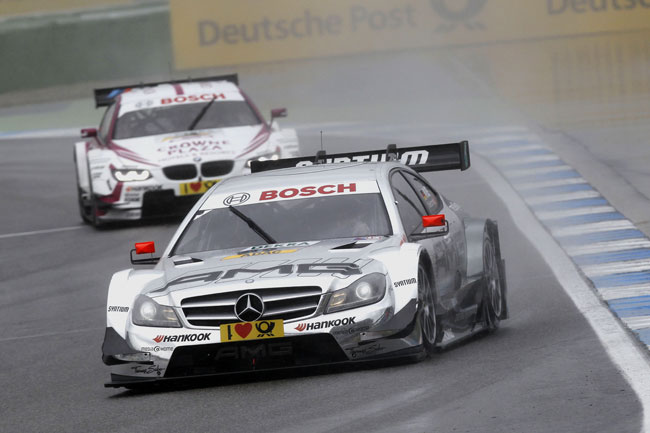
221,319,284,342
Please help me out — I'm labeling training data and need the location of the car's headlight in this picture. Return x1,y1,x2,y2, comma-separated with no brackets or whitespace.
326,273,387,314
132,295,181,328
246,152,280,168
112,168,151,182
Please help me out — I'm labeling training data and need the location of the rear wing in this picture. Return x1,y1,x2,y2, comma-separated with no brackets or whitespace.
93,74,239,108
251,141,470,173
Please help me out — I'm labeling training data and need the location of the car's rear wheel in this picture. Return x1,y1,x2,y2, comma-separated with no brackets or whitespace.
418,263,438,355
483,230,503,331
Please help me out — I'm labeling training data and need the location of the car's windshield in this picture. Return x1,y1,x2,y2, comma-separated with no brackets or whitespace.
113,100,261,140
172,194,392,255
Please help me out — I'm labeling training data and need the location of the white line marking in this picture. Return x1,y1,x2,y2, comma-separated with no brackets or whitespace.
502,164,575,178
552,220,635,237
0,327,101,343
292,121,365,130
583,260,650,278
623,316,650,331
474,155,650,433
484,144,546,155
536,205,616,221
0,127,81,140
516,177,588,191
492,154,560,166
463,126,532,135
470,133,539,145
0,226,83,240
566,239,650,256
525,190,601,206
600,285,650,301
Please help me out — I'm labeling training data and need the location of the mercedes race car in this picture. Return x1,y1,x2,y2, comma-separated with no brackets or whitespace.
74,74,299,226
102,142,508,388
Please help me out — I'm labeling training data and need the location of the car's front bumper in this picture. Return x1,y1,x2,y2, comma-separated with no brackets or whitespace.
103,298,421,388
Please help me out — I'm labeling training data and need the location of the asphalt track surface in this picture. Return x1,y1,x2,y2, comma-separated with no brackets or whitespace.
1,42,648,432
0,130,641,433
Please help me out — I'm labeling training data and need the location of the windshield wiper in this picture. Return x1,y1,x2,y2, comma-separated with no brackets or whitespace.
228,206,277,244
188,97,216,131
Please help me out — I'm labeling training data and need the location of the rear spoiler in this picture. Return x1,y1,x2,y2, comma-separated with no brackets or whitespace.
93,74,239,107
251,141,470,173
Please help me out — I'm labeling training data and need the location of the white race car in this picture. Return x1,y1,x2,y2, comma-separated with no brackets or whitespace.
73,74,299,226
102,142,508,389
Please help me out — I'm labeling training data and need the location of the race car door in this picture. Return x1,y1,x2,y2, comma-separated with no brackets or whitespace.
389,170,455,301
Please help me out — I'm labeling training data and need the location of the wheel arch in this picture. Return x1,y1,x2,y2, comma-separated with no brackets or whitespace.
73,141,90,192
106,269,165,339
465,217,501,278
417,249,439,304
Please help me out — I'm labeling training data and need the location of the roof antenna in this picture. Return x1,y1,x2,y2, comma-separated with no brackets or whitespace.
314,131,327,164
386,144,399,161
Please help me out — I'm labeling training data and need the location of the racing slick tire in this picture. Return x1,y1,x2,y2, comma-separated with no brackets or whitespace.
482,227,505,332
418,262,439,355
76,185,104,228
77,186,93,224
74,151,103,228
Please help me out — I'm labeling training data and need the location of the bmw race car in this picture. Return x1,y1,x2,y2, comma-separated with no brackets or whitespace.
102,142,508,388
74,74,299,226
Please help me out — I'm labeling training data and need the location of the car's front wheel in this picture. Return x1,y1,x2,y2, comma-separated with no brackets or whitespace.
77,186,93,223
77,185,105,228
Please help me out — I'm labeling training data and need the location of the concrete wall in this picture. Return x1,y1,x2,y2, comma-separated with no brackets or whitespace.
0,9,172,94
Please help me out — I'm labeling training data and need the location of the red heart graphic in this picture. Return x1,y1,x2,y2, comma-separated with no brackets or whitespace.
190,182,202,192
235,323,252,338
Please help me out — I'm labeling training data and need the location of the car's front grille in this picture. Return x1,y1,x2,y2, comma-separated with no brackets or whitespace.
201,160,234,177
163,164,197,180
165,335,348,377
141,190,200,218
180,286,322,327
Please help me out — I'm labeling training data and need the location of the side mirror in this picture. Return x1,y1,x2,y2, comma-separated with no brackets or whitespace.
270,108,287,124
410,215,449,240
81,128,98,138
422,214,446,228
130,241,161,265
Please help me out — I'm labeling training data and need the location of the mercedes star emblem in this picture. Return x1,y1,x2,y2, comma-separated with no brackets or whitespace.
234,293,264,322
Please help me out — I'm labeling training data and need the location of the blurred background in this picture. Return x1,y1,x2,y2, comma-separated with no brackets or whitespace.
1,0,648,127
2,0,649,231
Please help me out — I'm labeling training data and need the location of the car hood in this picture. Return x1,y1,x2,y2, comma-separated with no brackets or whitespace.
146,236,398,298
111,125,270,167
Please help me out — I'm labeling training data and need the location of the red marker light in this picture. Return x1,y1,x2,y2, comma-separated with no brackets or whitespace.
135,242,156,255
422,215,446,228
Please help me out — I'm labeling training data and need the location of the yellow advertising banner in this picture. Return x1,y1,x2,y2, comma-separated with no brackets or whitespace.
0,0,132,18
170,0,650,70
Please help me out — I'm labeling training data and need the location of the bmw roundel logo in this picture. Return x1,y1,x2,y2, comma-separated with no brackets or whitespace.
234,293,264,322
223,192,250,206
193,156,202,163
